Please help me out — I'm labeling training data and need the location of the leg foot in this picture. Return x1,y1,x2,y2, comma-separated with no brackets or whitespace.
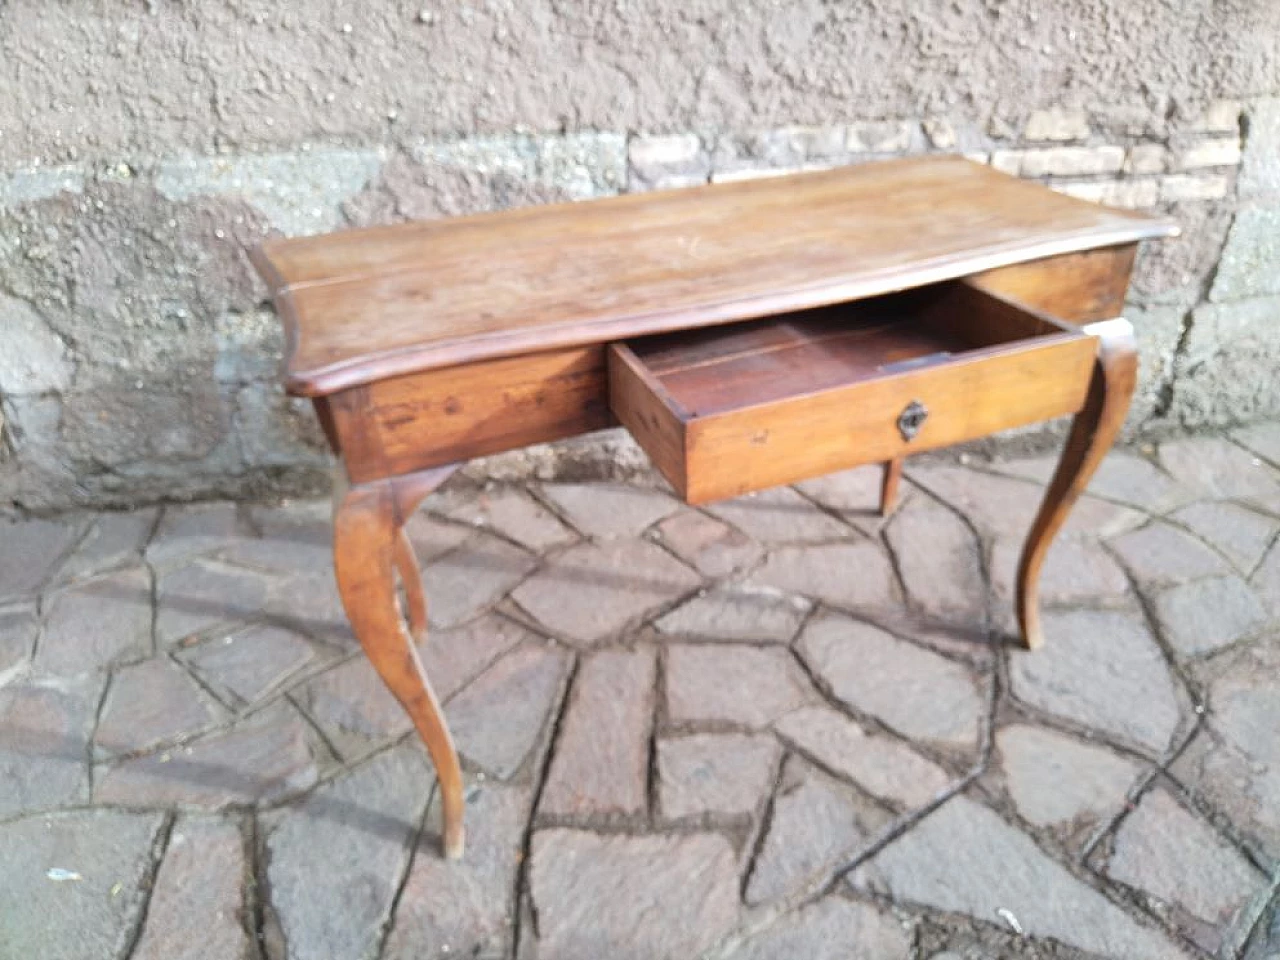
1016,319,1137,650
333,473,466,857
880,457,904,517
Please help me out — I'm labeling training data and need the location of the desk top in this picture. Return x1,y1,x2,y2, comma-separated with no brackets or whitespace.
251,155,1176,396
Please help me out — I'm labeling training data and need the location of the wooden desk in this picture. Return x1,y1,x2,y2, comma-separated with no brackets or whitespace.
251,156,1176,858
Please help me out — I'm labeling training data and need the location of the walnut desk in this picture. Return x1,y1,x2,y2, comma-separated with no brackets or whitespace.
251,156,1176,858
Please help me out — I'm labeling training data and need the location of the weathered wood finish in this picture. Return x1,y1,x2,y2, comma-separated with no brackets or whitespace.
968,244,1138,323
253,156,1174,395
611,284,1097,504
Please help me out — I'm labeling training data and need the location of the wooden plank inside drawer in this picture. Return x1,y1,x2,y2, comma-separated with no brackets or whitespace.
609,283,1098,504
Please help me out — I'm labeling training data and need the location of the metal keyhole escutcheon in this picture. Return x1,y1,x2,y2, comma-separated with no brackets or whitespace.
897,400,928,441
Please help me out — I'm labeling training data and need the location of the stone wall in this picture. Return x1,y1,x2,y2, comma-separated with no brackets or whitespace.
1,2,1278,510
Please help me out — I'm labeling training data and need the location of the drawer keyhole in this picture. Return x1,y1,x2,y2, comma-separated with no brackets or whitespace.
897,400,928,442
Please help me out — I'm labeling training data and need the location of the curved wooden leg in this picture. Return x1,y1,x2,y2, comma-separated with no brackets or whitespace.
333,472,466,858
1016,319,1138,650
393,529,428,642
880,457,904,517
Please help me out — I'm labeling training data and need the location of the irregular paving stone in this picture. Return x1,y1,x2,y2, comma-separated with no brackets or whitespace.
655,584,810,643
0,810,166,960
988,536,1132,633
995,724,1143,828
1253,539,1280,616
666,643,812,728
1106,787,1266,946
300,613,531,746
1109,521,1231,587
95,702,318,808
1008,608,1185,755
263,567,352,646
885,493,985,624
266,745,430,960
907,465,1144,540
1233,422,1280,467
1158,436,1280,508
180,623,316,705
131,817,250,960
512,539,700,644
36,566,153,674
94,658,224,757
1172,501,1278,574
797,614,983,749
658,732,779,820
1171,634,1280,859
751,541,900,612
446,642,571,779
56,509,157,583
0,673,103,818
655,510,765,578
776,705,952,809
384,782,530,960
728,896,913,960
0,601,37,682
539,482,680,538
707,486,852,544
437,485,576,551
155,560,270,646
795,464,893,524
146,503,251,567
746,757,888,906
993,452,1194,513
424,533,539,628
540,647,655,817
1152,576,1268,657
403,510,479,563
851,796,1190,960
530,829,739,960
0,515,85,600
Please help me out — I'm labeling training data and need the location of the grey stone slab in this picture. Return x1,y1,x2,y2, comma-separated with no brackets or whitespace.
746,756,889,906
0,809,166,960
1153,576,1268,657
438,484,576,551
707,486,852,544
262,566,352,647
265,744,430,960
885,493,985,625
1172,296,1280,428
0,515,85,600
795,464,900,535
383,782,531,960
180,622,316,705
1239,97,1280,196
1210,203,1280,301
655,510,764,578
750,541,900,613
1106,787,1266,951
988,536,1132,634
851,796,1190,960
1171,501,1278,574
797,614,983,749
1253,538,1280,617
0,672,103,818
1158,436,1280,508
1009,608,1186,755
991,452,1194,514
94,658,224,758
423,533,539,628
36,566,153,674
146,503,252,567
727,896,913,960
0,601,37,683
95,702,318,808
995,724,1143,828
298,613,531,744
540,647,654,817
1233,421,1280,468
1109,520,1232,587
539,482,680,538
655,584,810,643
155,560,270,646
666,643,813,729
56,509,158,583
511,539,700,645
131,816,250,960
658,732,779,820
446,641,571,779
529,829,739,960
776,705,952,809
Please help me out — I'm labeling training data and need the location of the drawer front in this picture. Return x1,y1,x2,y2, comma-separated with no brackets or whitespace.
609,288,1099,504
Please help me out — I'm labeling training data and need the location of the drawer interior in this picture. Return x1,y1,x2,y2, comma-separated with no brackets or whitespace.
623,282,1078,419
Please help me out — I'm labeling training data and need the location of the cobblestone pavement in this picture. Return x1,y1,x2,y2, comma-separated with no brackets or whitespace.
3,429,1280,960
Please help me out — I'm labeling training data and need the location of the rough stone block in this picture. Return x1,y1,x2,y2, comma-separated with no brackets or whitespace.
1125,143,1167,175
846,120,916,153
628,133,708,187
0,293,73,394
1187,99,1242,134
1013,145,1125,177
415,132,626,201
1210,205,1280,302
1052,179,1158,209
0,164,84,206
1173,136,1242,170
1170,298,1280,426
1024,108,1090,142
1239,98,1280,196
1158,173,1229,202
657,732,778,820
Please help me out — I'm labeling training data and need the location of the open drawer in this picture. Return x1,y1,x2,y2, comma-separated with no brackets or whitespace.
608,282,1099,504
